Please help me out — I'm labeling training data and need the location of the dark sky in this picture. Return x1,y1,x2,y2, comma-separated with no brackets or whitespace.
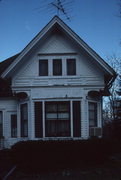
0,0,121,61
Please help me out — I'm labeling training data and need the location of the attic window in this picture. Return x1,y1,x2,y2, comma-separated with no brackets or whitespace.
53,59,62,76
67,59,76,75
39,60,48,76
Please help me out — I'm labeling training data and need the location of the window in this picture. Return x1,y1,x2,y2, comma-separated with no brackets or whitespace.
39,60,48,76
11,114,17,138
89,102,97,127
21,103,28,137
53,59,62,76
67,59,76,75
0,111,3,137
45,102,70,137
34,102,43,138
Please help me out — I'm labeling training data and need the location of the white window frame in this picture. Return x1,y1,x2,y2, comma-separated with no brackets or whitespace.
33,99,82,139
88,100,102,128
38,54,78,77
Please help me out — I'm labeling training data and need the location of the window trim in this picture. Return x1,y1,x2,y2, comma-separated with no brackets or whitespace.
33,99,82,138
38,56,77,77
45,101,70,137
88,102,97,127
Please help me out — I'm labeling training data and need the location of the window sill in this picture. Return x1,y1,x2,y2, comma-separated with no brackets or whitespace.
36,76,80,79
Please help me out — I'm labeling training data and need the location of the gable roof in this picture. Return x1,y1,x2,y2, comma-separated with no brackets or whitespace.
0,16,116,79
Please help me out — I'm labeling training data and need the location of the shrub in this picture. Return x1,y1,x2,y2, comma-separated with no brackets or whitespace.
11,139,121,172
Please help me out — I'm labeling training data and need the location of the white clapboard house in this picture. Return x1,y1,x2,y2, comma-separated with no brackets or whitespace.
0,16,116,149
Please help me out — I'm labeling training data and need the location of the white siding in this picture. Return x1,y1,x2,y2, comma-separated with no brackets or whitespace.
0,30,104,148
12,33,105,88
0,99,17,137
38,33,77,54
31,87,83,99
0,99,18,148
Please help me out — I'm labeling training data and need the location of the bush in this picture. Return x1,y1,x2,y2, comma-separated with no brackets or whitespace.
11,139,121,172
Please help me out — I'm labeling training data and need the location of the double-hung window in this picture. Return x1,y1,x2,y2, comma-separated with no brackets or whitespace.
39,60,48,76
89,102,97,127
11,114,17,138
45,101,70,137
0,111,3,137
21,103,28,137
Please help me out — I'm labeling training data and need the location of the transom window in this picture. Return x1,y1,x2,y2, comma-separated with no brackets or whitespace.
53,59,62,76
45,101,70,137
89,102,97,127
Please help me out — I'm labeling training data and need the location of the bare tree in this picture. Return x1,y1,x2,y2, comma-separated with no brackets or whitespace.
103,55,121,138
105,55,120,119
